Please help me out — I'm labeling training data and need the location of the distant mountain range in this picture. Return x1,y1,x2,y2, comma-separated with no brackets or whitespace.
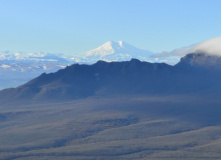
0,41,180,90
0,52,70,89
1,52,221,103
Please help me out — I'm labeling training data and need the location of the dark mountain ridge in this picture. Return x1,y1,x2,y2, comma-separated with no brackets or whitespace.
1,53,221,103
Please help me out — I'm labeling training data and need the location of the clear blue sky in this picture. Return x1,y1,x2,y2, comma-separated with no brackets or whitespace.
1,0,221,55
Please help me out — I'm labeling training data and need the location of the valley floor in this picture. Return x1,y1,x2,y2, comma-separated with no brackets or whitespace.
0,95,221,160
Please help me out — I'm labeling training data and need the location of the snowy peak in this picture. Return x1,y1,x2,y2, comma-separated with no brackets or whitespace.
86,41,115,57
85,41,130,57
81,41,154,63
73,41,180,65
86,41,151,56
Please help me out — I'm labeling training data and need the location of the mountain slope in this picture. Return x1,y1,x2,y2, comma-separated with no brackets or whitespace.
1,52,221,103
0,59,172,101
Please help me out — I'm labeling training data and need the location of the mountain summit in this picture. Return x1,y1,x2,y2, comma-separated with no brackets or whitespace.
74,41,154,63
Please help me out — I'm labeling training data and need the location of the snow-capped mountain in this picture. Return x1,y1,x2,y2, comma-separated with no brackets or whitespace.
0,41,179,90
72,41,154,63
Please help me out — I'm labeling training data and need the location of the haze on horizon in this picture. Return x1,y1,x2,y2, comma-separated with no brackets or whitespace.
1,0,221,57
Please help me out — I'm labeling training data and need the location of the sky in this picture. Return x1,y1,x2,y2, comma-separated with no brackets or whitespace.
1,0,221,56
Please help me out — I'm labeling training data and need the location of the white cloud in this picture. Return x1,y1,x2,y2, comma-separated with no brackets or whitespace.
153,36,221,58
192,37,221,56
